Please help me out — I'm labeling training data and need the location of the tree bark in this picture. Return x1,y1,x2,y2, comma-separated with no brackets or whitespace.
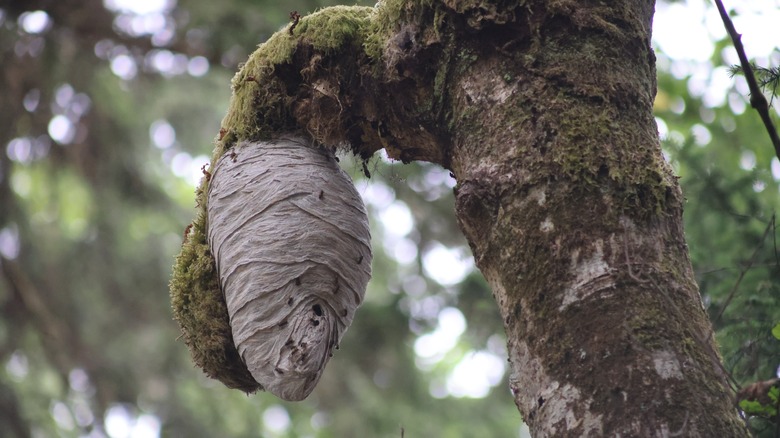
444,2,748,436
180,0,749,435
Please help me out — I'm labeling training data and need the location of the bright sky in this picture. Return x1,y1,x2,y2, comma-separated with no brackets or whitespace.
9,0,780,436
654,0,780,60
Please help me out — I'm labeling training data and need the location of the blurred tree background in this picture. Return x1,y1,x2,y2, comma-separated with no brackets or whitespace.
0,0,778,437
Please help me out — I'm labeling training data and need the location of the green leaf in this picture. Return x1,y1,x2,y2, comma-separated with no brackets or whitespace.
773,323,780,340
739,385,780,418
739,398,776,417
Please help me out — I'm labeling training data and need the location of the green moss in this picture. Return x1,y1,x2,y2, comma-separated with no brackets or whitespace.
217,6,374,159
628,306,666,349
170,212,260,392
431,33,456,117
548,98,673,219
295,6,372,52
364,0,409,61
456,48,478,74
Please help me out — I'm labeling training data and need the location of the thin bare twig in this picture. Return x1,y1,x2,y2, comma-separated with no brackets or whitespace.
714,0,780,162
712,216,774,327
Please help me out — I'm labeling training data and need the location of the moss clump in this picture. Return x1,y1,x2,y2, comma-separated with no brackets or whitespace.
216,6,373,158
170,5,374,393
363,0,409,61
170,212,260,392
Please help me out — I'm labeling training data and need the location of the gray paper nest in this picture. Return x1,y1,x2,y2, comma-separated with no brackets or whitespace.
172,136,372,401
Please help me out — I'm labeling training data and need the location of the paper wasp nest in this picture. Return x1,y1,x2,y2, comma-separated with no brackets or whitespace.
207,136,372,401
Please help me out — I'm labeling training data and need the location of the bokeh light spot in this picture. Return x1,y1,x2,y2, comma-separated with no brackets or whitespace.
48,115,76,144
262,405,291,433
19,10,51,34
187,56,210,77
423,243,473,286
150,120,175,149
446,351,506,398
111,54,138,80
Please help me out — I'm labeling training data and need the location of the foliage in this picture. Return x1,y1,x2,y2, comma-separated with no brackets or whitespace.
729,63,780,103
0,0,779,437
737,378,780,435
738,381,779,417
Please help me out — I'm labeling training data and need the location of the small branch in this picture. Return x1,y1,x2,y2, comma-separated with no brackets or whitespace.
289,11,301,35
711,216,773,327
714,0,780,162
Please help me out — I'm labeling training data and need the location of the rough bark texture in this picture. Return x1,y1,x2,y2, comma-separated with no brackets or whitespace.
171,0,750,435
445,2,747,436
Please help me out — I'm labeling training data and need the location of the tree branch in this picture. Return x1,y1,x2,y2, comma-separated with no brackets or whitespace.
714,0,780,162
711,215,773,327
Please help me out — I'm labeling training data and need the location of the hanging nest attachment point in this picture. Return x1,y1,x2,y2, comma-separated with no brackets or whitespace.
171,136,372,401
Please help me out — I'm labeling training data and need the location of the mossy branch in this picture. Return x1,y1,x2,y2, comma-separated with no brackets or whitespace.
169,0,533,394
171,5,386,392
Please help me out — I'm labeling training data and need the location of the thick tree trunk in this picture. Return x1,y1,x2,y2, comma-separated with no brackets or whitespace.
446,2,748,436
175,0,750,435
449,2,746,433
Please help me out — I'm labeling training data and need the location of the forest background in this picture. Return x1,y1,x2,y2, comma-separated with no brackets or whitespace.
1,0,779,436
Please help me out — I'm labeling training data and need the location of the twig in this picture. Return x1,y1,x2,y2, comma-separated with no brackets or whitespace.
713,0,780,162
289,11,301,35
771,214,778,267
711,217,773,327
